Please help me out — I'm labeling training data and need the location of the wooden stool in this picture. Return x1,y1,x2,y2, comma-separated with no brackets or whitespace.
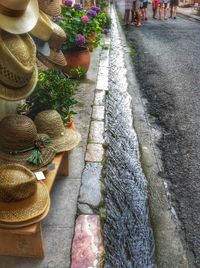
0,151,69,258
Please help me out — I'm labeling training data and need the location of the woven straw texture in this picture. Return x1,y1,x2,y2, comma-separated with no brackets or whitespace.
49,23,67,50
34,110,81,153
36,58,49,71
30,10,53,41
0,0,39,35
0,164,49,223
0,115,56,171
38,0,61,16
0,31,38,101
37,51,67,71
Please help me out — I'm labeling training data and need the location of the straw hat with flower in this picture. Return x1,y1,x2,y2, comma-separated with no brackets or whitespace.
38,0,61,17
34,110,81,153
0,164,49,223
0,114,56,171
49,23,67,50
0,0,39,34
0,30,38,101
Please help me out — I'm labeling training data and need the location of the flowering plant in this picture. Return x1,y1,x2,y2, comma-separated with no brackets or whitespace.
56,2,104,51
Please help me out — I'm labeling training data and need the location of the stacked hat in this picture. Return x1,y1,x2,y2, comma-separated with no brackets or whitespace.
0,164,50,223
38,0,61,17
0,114,56,171
34,110,81,153
0,30,38,101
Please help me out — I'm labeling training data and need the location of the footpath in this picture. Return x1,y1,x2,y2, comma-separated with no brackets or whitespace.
178,6,200,21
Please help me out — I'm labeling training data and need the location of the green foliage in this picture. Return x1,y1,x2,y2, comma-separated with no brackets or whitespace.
96,0,109,9
17,70,78,123
96,11,112,29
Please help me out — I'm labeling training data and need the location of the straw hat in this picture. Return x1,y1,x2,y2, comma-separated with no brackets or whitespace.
32,36,50,57
38,0,61,17
0,114,56,171
34,110,81,153
49,23,67,50
36,58,49,71
37,49,67,71
30,10,53,41
0,31,38,101
0,0,39,34
0,164,49,223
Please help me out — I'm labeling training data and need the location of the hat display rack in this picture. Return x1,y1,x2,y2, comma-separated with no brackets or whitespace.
0,0,81,227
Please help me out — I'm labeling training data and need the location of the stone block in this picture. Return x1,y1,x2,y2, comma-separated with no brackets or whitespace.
85,144,104,162
70,215,104,268
96,75,109,91
89,121,104,144
92,106,105,121
94,90,106,106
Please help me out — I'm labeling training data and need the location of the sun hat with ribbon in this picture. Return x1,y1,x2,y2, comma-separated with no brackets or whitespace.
37,49,67,71
0,164,49,223
0,31,38,101
0,114,56,171
34,110,81,153
30,10,53,41
0,0,39,34
49,23,67,50
38,0,61,17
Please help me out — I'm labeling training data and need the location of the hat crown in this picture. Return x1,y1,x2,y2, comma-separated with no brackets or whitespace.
0,31,36,88
0,164,36,202
34,110,65,139
1,0,30,11
0,114,38,151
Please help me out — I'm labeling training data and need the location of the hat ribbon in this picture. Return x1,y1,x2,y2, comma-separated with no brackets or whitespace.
8,136,52,166
0,4,25,17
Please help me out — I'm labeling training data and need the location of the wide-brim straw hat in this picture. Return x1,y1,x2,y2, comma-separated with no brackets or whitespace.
37,50,67,71
34,110,81,153
30,10,53,41
0,198,50,228
0,0,39,34
38,0,61,17
0,31,38,101
36,58,49,71
0,115,56,171
0,164,50,223
49,23,67,50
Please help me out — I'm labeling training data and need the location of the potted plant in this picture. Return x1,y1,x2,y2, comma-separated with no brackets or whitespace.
56,1,103,77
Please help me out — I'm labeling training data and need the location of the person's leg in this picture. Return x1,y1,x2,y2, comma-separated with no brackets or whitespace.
159,3,163,19
169,3,173,17
173,5,177,18
164,3,168,18
144,6,148,19
154,2,158,18
124,9,130,24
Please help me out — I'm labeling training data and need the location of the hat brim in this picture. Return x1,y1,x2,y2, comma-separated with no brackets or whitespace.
0,0,39,35
0,64,38,101
0,145,56,172
37,52,66,71
0,181,49,223
39,1,61,17
0,197,50,228
52,128,81,153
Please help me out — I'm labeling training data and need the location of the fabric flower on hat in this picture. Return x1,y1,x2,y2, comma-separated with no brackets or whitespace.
76,34,86,47
81,15,89,24
87,10,97,18
64,0,72,7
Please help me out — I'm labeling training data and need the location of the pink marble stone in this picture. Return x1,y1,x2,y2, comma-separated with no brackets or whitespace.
70,215,104,268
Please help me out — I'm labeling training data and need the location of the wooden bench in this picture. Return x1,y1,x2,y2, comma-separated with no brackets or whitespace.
0,151,69,258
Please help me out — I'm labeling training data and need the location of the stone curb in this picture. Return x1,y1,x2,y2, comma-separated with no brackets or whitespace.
70,35,111,268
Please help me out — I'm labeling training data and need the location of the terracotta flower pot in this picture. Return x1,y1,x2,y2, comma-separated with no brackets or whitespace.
63,48,91,78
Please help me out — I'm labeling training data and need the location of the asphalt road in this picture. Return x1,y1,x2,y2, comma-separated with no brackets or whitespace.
116,2,200,267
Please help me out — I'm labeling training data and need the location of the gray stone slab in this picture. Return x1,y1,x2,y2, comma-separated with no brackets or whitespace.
94,90,106,106
0,227,73,268
78,203,94,214
92,106,105,121
99,50,110,68
89,121,104,143
78,162,102,208
96,75,109,91
43,178,81,228
85,144,104,162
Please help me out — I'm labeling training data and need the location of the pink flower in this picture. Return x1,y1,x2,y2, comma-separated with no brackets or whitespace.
81,15,89,24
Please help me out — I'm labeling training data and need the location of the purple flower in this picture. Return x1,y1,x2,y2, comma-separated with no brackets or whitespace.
76,34,86,47
104,28,109,35
64,0,72,7
73,3,83,10
91,6,101,13
87,9,97,18
53,15,63,22
81,15,89,24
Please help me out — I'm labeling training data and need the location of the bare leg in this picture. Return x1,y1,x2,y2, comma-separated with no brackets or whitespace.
174,6,177,17
159,3,163,19
170,6,173,17
164,4,167,18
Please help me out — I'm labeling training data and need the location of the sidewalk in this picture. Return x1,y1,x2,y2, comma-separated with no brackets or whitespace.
178,6,200,21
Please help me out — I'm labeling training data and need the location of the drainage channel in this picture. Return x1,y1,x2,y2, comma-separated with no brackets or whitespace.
103,7,155,268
